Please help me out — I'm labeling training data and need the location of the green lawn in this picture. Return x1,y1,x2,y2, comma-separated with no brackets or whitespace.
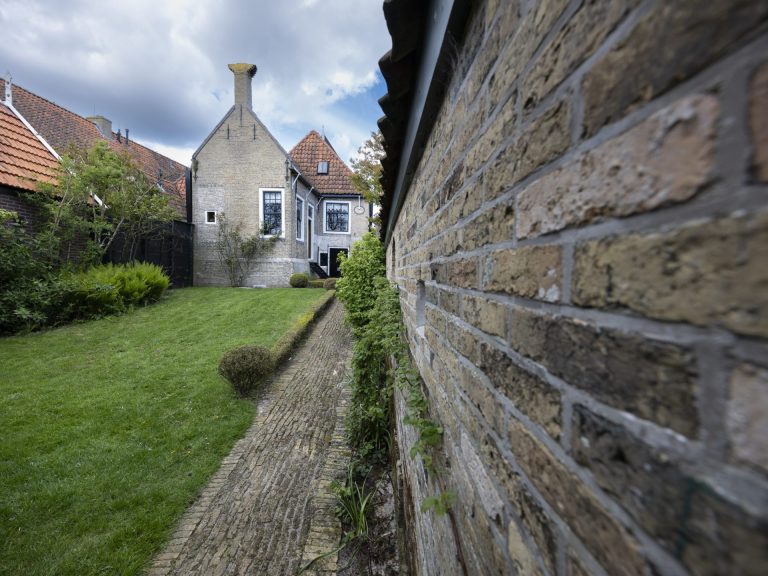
0,287,327,576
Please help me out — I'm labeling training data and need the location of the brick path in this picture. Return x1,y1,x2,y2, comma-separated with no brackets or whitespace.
149,300,352,576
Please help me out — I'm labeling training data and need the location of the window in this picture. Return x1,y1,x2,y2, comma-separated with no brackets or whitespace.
259,189,284,237
317,161,329,174
296,196,304,241
325,201,350,233
205,211,217,224
319,252,328,267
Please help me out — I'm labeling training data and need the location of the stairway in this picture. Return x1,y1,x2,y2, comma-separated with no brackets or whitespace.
309,261,328,279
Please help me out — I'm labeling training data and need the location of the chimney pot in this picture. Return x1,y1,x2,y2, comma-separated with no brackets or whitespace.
228,63,257,111
87,115,113,138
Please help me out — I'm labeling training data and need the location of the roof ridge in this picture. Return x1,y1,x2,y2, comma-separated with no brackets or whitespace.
0,80,106,136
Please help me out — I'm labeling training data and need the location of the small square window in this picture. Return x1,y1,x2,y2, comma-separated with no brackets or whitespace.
205,211,217,223
317,161,329,175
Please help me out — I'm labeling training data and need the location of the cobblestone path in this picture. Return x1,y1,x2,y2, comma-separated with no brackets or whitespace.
150,300,352,576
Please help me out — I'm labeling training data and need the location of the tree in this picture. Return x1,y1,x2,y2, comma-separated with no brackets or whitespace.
214,213,278,287
350,131,384,205
42,142,178,263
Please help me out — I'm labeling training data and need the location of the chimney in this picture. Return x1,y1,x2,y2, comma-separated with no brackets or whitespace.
88,115,113,138
228,63,257,110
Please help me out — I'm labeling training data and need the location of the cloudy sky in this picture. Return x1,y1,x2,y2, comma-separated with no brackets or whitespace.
0,0,391,166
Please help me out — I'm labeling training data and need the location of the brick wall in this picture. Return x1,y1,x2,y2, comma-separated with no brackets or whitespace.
386,1,768,574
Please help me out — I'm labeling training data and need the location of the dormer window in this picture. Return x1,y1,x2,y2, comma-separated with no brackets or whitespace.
317,161,329,175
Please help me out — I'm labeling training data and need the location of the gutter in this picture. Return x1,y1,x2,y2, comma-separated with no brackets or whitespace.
378,0,472,246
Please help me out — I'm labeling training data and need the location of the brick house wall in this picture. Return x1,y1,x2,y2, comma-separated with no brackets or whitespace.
382,1,768,575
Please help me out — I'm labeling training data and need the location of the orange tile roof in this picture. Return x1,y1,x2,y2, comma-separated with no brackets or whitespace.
0,100,59,193
0,79,187,219
289,130,358,195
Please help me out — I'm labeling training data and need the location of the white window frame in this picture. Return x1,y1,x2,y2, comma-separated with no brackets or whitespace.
296,195,304,242
323,200,351,234
205,210,217,224
259,188,285,238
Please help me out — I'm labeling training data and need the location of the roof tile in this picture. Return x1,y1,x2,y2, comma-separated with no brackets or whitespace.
289,130,358,196
0,100,59,193
0,79,187,218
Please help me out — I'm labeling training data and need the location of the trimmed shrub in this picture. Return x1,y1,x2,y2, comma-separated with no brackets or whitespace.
308,279,325,288
289,272,309,288
323,277,338,290
218,345,275,395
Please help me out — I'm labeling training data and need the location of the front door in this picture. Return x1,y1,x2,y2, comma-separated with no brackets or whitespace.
329,248,348,278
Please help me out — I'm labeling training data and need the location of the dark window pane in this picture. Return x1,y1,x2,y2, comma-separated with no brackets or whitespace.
326,202,348,232
297,198,303,236
263,191,282,235
320,252,328,266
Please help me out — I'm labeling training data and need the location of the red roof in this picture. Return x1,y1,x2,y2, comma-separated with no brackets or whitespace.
0,100,59,193
289,130,358,195
0,79,187,219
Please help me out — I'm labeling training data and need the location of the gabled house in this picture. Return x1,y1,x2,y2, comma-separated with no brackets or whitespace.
0,77,189,222
290,130,371,278
0,77,193,285
191,63,371,286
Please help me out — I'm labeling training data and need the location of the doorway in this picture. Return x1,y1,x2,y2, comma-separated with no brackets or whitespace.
328,248,348,278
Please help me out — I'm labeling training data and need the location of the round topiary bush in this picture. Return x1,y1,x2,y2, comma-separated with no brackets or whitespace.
289,272,309,288
218,345,275,395
323,277,337,290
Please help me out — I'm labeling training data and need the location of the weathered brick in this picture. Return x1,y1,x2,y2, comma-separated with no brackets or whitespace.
458,362,507,434
582,0,768,136
438,287,461,317
727,363,768,474
478,433,559,575
572,405,768,575
572,212,768,338
463,93,517,179
489,0,570,105
508,417,648,576
509,307,698,436
751,63,768,181
463,203,514,250
446,322,481,365
566,552,590,576
448,257,479,289
523,0,641,110
486,100,572,200
484,245,561,302
462,294,507,338
518,94,719,239
476,341,561,440
507,519,544,576
448,179,484,223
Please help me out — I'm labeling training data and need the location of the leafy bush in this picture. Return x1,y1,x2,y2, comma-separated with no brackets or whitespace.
346,278,402,461
218,345,275,395
335,232,385,335
61,262,170,320
308,279,325,288
289,272,309,288
0,214,62,334
323,278,338,290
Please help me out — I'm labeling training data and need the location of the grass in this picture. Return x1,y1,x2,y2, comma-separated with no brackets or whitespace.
0,287,328,576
